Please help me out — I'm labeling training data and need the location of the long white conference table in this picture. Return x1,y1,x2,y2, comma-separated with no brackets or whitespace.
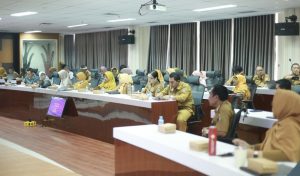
0,85,178,143
114,125,295,176
0,84,275,144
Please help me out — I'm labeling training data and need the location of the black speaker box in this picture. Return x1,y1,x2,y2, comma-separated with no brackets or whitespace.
118,35,135,44
275,22,299,36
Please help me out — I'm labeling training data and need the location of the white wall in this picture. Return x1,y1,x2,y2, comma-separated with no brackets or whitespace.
276,8,300,79
127,26,150,75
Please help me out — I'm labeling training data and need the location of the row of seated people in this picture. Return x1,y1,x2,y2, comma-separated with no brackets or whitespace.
1,65,300,162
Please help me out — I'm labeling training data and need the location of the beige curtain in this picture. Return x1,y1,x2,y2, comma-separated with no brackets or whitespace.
199,19,232,79
233,15,275,79
169,23,197,75
75,29,128,69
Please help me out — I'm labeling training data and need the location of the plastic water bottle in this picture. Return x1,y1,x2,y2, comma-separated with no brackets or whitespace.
158,116,164,126
147,92,153,100
127,84,132,95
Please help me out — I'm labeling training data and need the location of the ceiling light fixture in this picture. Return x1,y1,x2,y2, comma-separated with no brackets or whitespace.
193,5,237,12
67,24,88,28
11,11,38,17
107,18,136,23
24,30,42,34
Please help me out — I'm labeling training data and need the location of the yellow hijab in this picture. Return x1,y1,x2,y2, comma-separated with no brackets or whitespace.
232,74,250,100
74,72,88,90
0,67,7,77
155,69,164,86
98,71,116,91
260,89,300,162
118,73,133,94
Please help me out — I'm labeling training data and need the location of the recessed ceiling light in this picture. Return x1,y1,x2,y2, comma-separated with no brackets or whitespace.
0,18,2,20
24,30,42,34
107,18,136,23
67,24,88,28
193,5,237,12
11,11,38,17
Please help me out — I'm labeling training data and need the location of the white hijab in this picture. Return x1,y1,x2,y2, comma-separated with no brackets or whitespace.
39,71,50,81
58,70,72,87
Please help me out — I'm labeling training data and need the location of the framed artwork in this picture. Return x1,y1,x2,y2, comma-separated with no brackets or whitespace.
20,39,58,75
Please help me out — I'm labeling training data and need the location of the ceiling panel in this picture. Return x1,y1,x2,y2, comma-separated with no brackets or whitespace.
0,0,299,33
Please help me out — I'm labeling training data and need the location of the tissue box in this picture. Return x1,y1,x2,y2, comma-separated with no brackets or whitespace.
93,90,104,94
247,158,278,174
77,89,87,92
189,140,209,151
158,123,176,134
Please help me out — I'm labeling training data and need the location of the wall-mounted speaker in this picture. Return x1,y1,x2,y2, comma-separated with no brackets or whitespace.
275,22,299,36
118,35,135,44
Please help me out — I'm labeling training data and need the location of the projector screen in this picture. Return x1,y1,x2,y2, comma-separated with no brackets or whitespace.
47,97,67,118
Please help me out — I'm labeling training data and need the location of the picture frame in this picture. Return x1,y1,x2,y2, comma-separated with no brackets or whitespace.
20,39,58,75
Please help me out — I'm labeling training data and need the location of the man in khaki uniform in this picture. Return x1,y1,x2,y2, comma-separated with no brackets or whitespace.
156,72,194,132
202,85,234,137
252,66,270,87
284,63,300,85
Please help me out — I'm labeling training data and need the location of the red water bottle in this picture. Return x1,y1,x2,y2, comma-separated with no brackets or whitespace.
208,126,217,156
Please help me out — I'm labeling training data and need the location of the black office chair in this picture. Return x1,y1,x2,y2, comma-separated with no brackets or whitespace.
90,69,101,88
51,72,61,85
163,73,169,87
218,108,245,144
187,81,205,134
242,84,257,109
292,85,300,95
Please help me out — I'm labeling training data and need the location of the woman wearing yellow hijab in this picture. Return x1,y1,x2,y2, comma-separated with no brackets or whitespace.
73,72,89,90
95,71,116,91
0,67,7,78
116,73,133,94
142,70,164,97
232,74,250,100
233,89,300,162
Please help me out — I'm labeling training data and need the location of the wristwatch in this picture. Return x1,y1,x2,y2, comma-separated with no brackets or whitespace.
253,150,262,158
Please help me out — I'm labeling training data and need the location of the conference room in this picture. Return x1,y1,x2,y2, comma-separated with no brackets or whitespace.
0,0,300,175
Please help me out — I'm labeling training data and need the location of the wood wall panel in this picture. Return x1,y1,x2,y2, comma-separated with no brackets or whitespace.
115,140,205,176
0,89,177,144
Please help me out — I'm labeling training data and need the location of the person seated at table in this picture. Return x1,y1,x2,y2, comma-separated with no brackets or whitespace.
48,67,57,79
192,70,207,86
284,63,300,85
120,67,133,75
57,69,72,90
24,68,39,85
111,67,119,84
109,72,133,94
232,74,250,100
156,72,194,132
202,85,234,137
233,89,300,162
94,71,116,91
80,65,91,82
7,67,19,80
225,65,244,86
142,70,164,97
61,64,74,80
252,66,270,87
0,66,7,78
73,72,89,90
38,72,51,88
275,79,291,90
